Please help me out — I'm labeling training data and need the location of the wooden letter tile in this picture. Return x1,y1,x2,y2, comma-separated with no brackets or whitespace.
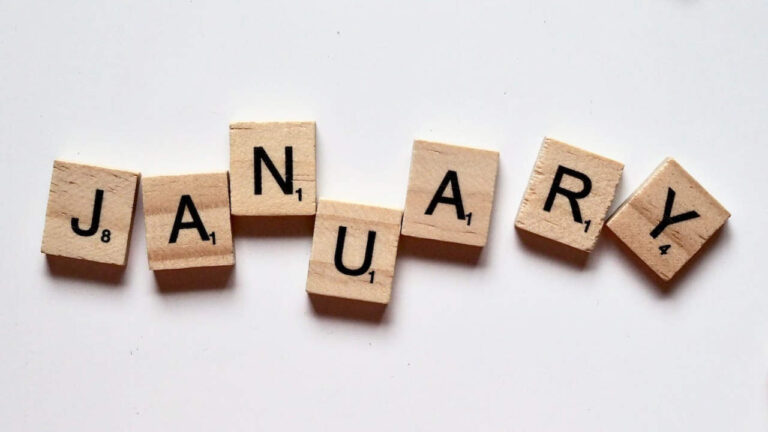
401,140,499,247
41,160,139,265
229,121,316,216
142,172,235,270
515,138,624,253
606,158,730,281
306,200,402,305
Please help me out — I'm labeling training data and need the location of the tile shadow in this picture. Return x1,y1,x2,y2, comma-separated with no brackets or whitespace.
232,215,315,237
397,235,483,266
606,223,732,297
154,265,234,293
45,255,126,285
307,293,387,323
514,227,589,269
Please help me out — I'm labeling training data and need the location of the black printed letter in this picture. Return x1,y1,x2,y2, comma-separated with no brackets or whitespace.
543,165,592,223
169,195,210,243
71,189,104,237
254,146,293,195
334,226,376,276
425,170,466,220
650,188,700,238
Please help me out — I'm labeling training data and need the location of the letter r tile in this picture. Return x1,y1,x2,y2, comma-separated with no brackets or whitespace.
306,200,402,305
607,158,730,281
401,140,499,247
515,138,624,253
41,160,140,265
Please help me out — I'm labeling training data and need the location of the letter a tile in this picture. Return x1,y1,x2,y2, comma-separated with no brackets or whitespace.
306,200,402,304
41,160,139,265
401,140,499,247
607,158,730,281
515,138,624,253
229,122,316,216
142,172,235,270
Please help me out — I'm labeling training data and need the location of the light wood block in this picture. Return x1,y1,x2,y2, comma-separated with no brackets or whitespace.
515,138,624,253
142,172,235,270
306,200,402,305
401,140,499,247
41,160,139,265
229,121,316,216
607,158,730,281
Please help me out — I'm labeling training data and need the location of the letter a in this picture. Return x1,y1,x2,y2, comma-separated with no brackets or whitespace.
424,170,466,220
169,195,210,243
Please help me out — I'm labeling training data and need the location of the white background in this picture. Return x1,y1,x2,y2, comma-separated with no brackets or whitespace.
1,0,767,430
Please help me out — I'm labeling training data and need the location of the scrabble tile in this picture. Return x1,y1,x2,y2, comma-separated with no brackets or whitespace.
515,138,624,253
41,160,139,265
306,200,402,305
607,158,730,281
142,172,235,270
401,140,499,247
229,121,316,216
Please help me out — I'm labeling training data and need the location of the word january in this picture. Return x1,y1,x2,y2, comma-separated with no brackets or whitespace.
41,122,730,304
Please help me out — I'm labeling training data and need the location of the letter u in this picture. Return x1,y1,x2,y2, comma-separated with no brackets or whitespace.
334,226,376,276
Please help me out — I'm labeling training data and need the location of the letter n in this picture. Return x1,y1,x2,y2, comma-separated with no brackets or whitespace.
254,146,293,195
